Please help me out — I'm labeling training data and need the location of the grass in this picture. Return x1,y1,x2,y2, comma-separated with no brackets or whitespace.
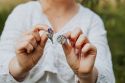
0,1,125,83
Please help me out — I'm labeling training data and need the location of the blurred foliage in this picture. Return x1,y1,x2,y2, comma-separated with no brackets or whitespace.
0,0,29,34
0,0,125,83
81,1,125,83
0,10,9,34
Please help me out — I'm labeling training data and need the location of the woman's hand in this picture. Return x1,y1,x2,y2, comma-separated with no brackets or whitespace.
9,25,49,81
62,28,97,82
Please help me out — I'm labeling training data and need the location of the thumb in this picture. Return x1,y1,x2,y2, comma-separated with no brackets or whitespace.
61,32,72,56
39,30,48,49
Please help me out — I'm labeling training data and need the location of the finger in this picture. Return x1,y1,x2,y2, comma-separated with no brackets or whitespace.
75,34,89,49
39,30,48,37
62,32,72,56
75,34,89,55
31,24,50,42
32,42,47,62
26,43,34,53
81,43,97,57
80,43,97,73
23,24,49,41
70,28,83,46
26,35,38,49
63,31,71,46
16,41,34,54
39,30,48,48
32,29,41,42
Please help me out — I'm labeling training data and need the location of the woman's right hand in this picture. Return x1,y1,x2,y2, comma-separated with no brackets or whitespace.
9,25,49,81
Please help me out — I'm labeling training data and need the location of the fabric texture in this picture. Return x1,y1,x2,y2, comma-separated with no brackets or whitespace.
0,1,115,83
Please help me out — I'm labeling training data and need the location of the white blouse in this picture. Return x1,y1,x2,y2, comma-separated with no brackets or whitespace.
0,1,115,83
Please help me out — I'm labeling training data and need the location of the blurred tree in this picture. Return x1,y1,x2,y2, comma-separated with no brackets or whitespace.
79,0,125,11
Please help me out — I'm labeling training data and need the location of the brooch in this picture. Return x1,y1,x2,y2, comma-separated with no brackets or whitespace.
57,35,67,44
47,28,54,43
47,27,67,44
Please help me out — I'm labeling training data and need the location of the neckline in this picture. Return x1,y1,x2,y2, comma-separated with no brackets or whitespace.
37,1,82,34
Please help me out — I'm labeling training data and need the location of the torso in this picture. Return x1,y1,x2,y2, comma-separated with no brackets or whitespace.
15,1,94,83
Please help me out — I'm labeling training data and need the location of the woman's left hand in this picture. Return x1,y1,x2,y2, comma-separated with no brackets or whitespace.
62,28,97,79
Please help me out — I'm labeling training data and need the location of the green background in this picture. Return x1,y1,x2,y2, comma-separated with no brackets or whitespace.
0,0,125,83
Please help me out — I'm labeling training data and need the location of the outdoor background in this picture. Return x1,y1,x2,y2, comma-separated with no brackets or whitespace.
0,0,125,83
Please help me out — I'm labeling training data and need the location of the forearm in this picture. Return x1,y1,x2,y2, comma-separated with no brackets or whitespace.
9,57,28,82
78,67,98,83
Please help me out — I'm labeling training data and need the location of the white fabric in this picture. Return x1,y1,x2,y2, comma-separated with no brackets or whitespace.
0,1,115,83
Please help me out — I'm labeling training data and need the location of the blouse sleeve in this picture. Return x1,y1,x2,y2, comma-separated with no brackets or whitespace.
0,5,27,82
88,14,115,83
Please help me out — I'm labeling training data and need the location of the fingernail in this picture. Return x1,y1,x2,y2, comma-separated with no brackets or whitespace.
39,31,47,37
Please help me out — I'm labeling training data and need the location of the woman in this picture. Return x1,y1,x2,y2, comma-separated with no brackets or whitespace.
0,0,115,83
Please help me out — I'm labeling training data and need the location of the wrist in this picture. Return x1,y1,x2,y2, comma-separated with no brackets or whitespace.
77,67,98,83
9,57,29,81
78,72,93,83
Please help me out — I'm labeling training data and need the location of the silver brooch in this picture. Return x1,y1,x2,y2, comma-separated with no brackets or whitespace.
57,35,67,44
47,28,54,43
